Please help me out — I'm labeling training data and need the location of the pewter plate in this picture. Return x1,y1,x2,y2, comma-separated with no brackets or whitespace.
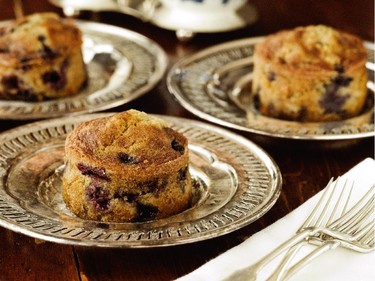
167,37,375,140
0,21,167,120
0,113,281,248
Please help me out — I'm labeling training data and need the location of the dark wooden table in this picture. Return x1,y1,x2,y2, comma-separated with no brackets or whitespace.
0,1,374,280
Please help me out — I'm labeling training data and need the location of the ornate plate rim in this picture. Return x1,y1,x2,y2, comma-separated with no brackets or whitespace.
0,113,282,248
167,37,375,141
0,20,168,120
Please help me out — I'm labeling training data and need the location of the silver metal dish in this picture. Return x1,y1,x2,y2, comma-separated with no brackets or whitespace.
48,0,258,40
0,113,281,248
149,1,257,34
167,37,375,140
0,21,168,120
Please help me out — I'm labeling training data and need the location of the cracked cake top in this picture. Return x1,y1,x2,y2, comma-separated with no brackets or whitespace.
254,25,367,76
65,110,189,180
0,13,82,67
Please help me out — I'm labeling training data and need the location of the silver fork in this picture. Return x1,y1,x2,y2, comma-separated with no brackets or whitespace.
223,177,362,281
267,183,375,281
267,225,374,281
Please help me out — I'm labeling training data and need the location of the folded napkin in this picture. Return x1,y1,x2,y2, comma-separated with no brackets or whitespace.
177,158,375,281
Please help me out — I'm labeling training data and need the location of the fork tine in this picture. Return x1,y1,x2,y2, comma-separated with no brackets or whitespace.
330,184,375,230
301,177,335,229
326,178,353,225
303,177,353,230
361,227,374,245
354,220,375,240
337,196,374,235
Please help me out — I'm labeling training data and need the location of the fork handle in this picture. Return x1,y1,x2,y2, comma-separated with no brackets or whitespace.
222,230,313,281
277,240,341,281
265,242,305,281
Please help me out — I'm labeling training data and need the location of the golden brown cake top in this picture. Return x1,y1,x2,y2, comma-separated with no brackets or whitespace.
0,13,83,67
65,110,189,178
255,25,367,74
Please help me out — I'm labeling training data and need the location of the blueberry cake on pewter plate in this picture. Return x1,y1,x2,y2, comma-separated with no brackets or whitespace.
0,13,86,101
63,110,192,223
252,25,368,122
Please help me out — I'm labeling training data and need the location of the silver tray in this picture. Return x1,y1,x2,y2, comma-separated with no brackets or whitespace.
0,21,168,120
0,113,281,248
167,37,375,140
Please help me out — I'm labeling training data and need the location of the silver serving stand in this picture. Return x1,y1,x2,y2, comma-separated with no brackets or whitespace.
48,0,258,41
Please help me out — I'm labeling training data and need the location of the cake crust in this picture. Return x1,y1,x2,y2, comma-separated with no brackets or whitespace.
63,110,192,222
252,25,368,122
0,13,82,67
0,13,87,101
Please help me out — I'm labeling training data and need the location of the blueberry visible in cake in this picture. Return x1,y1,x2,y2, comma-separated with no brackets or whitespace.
252,25,368,122
0,13,87,101
62,110,192,223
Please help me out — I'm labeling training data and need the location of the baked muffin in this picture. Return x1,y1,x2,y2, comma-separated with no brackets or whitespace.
0,13,86,101
252,25,368,122
63,110,192,222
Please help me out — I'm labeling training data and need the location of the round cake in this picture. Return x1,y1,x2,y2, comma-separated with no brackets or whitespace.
0,13,87,101
63,110,192,222
252,25,368,122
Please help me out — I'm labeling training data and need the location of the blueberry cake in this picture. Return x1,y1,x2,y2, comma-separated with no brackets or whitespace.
252,25,368,122
63,110,192,222
0,13,86,101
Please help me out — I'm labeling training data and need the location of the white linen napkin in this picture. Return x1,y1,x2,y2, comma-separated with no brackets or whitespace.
177,157,375,281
